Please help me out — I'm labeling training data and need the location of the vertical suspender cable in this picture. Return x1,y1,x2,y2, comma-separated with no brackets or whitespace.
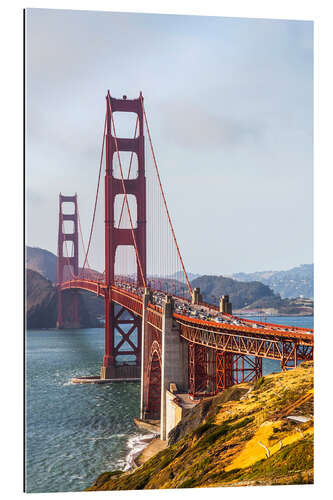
140,95,192,295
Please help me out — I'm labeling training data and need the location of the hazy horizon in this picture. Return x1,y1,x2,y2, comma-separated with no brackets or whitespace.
26,243,313,277
26,9,313,275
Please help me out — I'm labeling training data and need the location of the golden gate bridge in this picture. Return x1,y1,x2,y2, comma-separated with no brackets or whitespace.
56,91,313,439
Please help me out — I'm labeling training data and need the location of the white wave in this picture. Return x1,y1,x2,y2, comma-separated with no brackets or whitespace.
124,433,158,471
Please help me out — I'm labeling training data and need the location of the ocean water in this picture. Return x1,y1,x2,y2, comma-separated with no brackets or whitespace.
25,316,313,493
25,328,153,493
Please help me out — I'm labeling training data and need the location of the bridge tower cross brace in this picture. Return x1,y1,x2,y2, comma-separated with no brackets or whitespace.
101,92,146,379
56,193,79,329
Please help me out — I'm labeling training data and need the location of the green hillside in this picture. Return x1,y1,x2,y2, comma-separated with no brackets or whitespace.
191,274,275,309
87,362,313,491
191,275,313,314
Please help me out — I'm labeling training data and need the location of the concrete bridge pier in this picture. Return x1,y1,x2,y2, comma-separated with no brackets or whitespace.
191,287,202,305
160,295,188,440
219,295,232,314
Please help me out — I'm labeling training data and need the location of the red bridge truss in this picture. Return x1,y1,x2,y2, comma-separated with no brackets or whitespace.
56,91,314,425
59,276,313,403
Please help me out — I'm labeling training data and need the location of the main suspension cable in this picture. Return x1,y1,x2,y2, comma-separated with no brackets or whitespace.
140,95,192,295
77,210,92,275
80,111,107,274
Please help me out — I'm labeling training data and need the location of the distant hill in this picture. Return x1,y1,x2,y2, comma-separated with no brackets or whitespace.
169,271,201,282
26,246,57,283
239,295,314,316
25,246,313,316
191,275,275,310
232,264,313,299
26,269,58,328
26,269,104,329
26,246,104,283
190,274,313,315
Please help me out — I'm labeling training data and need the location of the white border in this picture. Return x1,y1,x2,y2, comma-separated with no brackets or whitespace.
1,1,331,499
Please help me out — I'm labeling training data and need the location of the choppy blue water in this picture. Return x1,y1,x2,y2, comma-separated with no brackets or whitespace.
25,328,152,493
25,316,313,493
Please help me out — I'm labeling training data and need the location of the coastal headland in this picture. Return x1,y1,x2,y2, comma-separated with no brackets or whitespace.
87,361,313,490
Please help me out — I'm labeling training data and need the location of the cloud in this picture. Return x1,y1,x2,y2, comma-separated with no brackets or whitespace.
158,98,264,150
25,10,313,273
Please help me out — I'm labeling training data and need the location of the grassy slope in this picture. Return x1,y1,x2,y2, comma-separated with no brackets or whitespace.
87,362,313,491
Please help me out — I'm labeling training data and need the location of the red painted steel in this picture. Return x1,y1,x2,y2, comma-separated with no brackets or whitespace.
173,312,313,342
57,193,79,328
188,343,214,396
55,92,314,409
146,307,163,332
59,279,313,373
102,93,146,378
231,355,262,384
189,345,262,397
177,318,313,372
145,338,162,419
216,351,235,392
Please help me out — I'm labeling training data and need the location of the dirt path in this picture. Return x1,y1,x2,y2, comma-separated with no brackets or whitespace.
135,438,167,467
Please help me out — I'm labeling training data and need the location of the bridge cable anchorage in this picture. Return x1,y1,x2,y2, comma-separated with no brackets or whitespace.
79,110,107,276
107,95,147,288
140,95,192,296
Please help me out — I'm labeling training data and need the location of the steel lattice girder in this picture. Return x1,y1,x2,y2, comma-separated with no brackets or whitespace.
113,307,141,362
178,321,312,364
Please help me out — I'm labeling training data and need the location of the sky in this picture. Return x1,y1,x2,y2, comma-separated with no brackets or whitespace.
25,8,313,275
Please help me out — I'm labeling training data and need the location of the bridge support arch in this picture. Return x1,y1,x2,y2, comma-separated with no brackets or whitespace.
146,341,162,419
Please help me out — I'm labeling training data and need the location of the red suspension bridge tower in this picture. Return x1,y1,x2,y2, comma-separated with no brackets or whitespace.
56,193,80,329
101,92,147,379
55,91,313,440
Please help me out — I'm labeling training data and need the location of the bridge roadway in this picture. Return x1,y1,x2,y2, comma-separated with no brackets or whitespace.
58,278,314,363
